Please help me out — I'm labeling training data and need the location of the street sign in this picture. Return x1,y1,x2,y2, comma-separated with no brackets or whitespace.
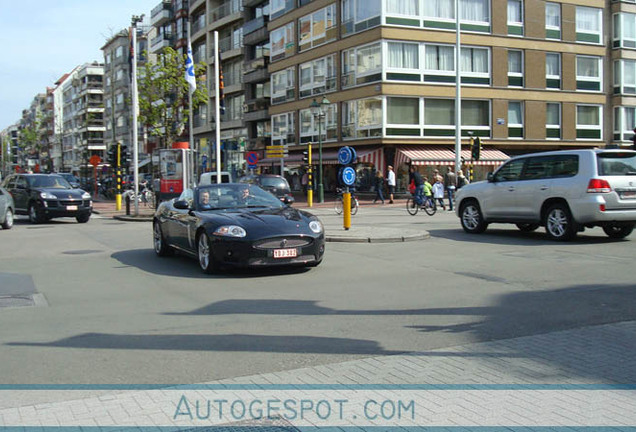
340,166,356,186
89,155,101,167
338,146,354,165
246,151,258,167
265,145,288,159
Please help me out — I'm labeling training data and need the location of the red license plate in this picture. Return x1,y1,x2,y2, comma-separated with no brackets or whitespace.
273,248,297,258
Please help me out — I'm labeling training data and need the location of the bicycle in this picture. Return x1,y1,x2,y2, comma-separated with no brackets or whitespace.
406,193,436,216
334,187,359,215
122,185,155,208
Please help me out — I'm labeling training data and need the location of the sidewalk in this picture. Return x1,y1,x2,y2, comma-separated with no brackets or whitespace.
92,198,431,243
2,320,635,428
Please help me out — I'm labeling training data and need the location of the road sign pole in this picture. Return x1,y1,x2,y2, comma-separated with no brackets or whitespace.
307,144,313,208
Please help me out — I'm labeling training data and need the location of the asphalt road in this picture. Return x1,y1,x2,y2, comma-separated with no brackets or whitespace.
0,207,634,387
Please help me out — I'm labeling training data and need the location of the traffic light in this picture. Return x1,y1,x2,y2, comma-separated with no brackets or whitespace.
302,143,312,167
107,145,117,167
471,136,481,161
120,145,130,168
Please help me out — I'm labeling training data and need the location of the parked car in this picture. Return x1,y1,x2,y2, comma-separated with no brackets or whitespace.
152,183,324,273
239,174,294,204
57,173,81,189
1,173,92,223
0,186,15,230
455,148,636,240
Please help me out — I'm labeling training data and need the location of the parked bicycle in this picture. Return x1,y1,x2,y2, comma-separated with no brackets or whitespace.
122,181,155,208
406,192,436,216
334,187,359,215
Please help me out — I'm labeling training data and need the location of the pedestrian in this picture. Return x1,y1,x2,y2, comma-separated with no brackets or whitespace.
301,171,308,195
432,176,446,210
423,175,434,207
433,169,443,183
409,166,424,206
386,165,396,204
444,166,457,211
457,170,469,189
373,171,385,204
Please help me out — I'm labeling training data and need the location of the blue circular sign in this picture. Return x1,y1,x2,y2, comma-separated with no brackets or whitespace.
341,166,356,186
338,147,353,165
349,147,357,164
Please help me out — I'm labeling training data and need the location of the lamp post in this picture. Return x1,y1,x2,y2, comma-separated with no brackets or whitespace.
310,96,330,203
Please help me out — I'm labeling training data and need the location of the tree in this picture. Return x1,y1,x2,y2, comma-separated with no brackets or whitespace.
137,47,207,148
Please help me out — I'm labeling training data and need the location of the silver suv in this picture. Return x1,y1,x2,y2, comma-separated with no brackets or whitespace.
455,149,636,240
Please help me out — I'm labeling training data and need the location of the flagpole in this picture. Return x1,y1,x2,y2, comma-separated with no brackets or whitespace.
454,0,462,177
214,30,221,185
131,16,142,217
187,23,195,188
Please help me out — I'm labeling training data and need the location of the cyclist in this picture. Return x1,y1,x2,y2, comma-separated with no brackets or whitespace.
409,166,424,207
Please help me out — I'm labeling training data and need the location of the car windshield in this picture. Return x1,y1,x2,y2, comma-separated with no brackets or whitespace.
260,177,289,189
597,152,636,176
29,175,72,189
60,174,79,183
197,184,284,210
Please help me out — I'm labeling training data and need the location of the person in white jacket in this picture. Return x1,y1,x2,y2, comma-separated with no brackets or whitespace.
432,177,446,211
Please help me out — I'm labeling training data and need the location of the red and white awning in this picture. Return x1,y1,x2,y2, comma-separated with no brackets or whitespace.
395,146,509,167
356,147,385,170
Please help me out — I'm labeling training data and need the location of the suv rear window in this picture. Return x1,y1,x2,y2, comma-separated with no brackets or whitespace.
260,177,289,189
597,152,636,176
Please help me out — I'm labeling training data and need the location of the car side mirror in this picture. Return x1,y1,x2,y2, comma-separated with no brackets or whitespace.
173,199,191,210
283,195,294,205
487,172,495,182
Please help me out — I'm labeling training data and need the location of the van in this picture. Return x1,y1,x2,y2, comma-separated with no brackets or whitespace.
199,171,232,185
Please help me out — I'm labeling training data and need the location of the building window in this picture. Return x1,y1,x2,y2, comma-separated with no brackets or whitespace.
576,55,602,91
298,4,337,52
546,53,561,89
272,112,295,146
614,60,636,95
115,46,123,58
424,44,455,83
385,0,420,26
342,97,383,139
223,60,243,87
423,0,489,31
271,67,295,104
576,6,602,44
576,105,602,139
462,100,490,134
342,0,381,36
546,103,561,139
461,47,490,85
299,55,337,98
424,98,455,137
613,13,636,48
614,106,636,142
424,0,454,28
223,94,245,121
508,50,523,87
508,101,523,138
299,104,338,143
342,42,382,88
460,0,490,27
386,97,420,136
386,42,420,81
116,93,124,106
507,0,523,35
545,2,561,39
270,22,295,62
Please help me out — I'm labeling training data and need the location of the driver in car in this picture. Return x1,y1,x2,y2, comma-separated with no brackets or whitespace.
237,186,255,205
199,190,212,209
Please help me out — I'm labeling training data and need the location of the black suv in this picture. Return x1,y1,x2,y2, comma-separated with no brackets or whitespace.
1,174,92,223
239,174,295,204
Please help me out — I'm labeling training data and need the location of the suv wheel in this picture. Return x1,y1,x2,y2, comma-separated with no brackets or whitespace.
516,223,539,232
602,224,634,239
28,203,43,224
460,200,488,234
544,203,576,241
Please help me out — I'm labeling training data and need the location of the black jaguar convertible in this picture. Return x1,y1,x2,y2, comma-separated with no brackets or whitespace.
152,183,325,273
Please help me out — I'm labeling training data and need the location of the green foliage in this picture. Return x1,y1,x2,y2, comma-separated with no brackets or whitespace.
137,47,208,148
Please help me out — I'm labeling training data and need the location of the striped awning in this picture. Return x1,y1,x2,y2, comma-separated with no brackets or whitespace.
356,147,385,170
395,146,509,167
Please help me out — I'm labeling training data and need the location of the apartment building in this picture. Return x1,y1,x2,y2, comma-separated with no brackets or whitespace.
267,0,615,190
61,62,105,176
102,26,153,170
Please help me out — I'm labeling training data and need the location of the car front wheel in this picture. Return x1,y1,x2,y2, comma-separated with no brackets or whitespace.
460,200,488,234
544,203,576,241
602,224,634,239
76,213,90,223
28,203,43,224
1,209,14,229
153,222,173,256
197,232,219,274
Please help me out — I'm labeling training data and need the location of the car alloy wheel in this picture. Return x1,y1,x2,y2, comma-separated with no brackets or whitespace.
197,232,218,274
2,209,13,230
544,204,575,241
28,204,42,224
460,200,487,234
153,222,172,256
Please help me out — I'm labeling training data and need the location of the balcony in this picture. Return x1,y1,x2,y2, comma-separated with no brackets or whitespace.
243,67,268,84
243,16,265,35
244,25,268,46
208,0,243,30
151,1,172,27
150,32,173,53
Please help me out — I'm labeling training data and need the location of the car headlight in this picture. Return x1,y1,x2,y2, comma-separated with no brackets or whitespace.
309,220,323,234
82,192,91,200
40,191,56,199
214,225,247,237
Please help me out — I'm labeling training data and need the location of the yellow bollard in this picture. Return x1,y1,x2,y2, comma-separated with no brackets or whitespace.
343,192,351,230
307,189,313,208
115,193,122,211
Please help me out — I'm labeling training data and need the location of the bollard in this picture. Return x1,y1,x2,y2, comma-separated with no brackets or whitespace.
343,192,351,230
125,195,131,215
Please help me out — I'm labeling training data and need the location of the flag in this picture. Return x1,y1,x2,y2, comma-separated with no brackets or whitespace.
219,63,226,115
128,28,134,82
185,39,196,94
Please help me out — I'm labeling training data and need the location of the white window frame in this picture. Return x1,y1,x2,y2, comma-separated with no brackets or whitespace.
546,52,561,88
298,4,336,51
507,49,523,87
384,96,422,136
576,104,603,140
270,67,295,105
508,101,523,139
575,6,602,43
576,55,602,92
460,46,491,82
271,112,295,146
424,44,455,79
614,106,636,142
545,2,561,36
507,0,523,27
423,0,455,24
299,104,338,143
423,98,455,135
385,40,420,76
546,102,561,140
270,22,294,61
614,59,636,95
298,54,337,98
613,13,636,48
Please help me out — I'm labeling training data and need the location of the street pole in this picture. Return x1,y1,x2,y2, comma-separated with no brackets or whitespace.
131,15,143,216
454,0,462,177
318,113,324,203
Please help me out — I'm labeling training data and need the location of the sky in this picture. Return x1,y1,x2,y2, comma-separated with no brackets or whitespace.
0,0,160,130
